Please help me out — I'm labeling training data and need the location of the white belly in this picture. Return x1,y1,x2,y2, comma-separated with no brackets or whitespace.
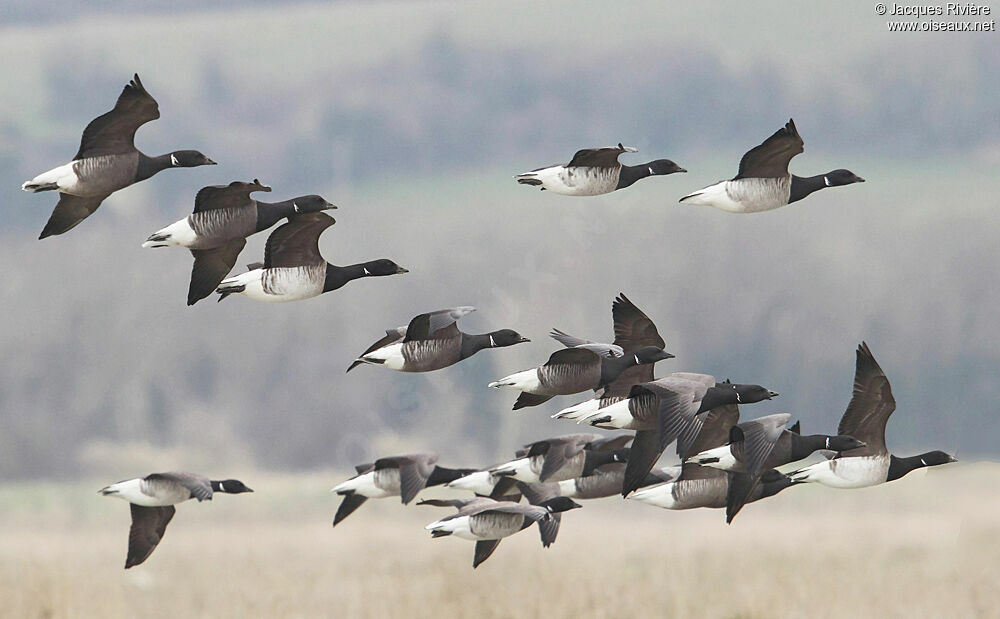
488,369,543,393
489,458,539,483
689,445,739,471
795,456,889,489
25,162,83,194
143,218,199,248
580,399,635,429
552,398,601,421
446,471,496,495
526,165,617,196
364,342,406,370
679,180,745,212
426,515,475,540
628,482,680,509
101,478,186,507
331,471,394,499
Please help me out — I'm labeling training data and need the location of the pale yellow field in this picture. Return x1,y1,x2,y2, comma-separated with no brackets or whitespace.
0,463,995,618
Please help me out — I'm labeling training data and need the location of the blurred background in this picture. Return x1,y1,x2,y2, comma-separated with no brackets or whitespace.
1,0,998,480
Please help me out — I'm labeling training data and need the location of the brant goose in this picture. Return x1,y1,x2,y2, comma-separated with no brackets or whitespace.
687,413,864,522
331,453,474,526
548,293,671,419
142,179,336,305
678,119,863,213
346,307,530,373
215,211,407,302
488,345,672,410
515,144,685,195
99,471,252,568
559,373,777,497
790,343,956,488
487,434,632,483
521,464,680,501
627,408,795,513
422,496,581,568
23,74,215,239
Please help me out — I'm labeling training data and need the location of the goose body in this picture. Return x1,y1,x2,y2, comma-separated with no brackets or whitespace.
488,434,630,484
516,144,684,196
23,74,215,239
679,119,863,213
215,212,407,303
99,472,252,568
331,454,473,526
348,307,528,373
422,496,581,567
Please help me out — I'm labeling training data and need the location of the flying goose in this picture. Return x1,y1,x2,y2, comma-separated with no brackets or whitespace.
331,453,475,526
563,373,777,497
422,495,581,568
487,433,632,483
99,472,252,568
346,307,530,373
515,143,685,196
215,211,407,302
678,119,864,213
686,413,865,521
549,292,670,420
627,408,796,513
142,179,337,305
22,74,216,239
790,343,956,488
520,463,680,501
488,345,672,410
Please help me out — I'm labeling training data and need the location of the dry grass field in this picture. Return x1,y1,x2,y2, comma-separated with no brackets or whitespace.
0,462,995,618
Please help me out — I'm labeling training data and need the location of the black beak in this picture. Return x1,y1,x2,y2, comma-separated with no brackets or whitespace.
519,337,531,343
396,267,409,274
768,391,779,399
855,176,865,182
325,202,338,209
676,167,687,173
205,158,218,165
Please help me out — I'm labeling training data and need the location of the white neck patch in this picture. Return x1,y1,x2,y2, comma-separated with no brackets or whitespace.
736,392,742,403
824,176,831,186
489,334,496,347
363,267,371,275
170,154,179,166
293,202,300,212
920,458,927,466
648,166,654,174
633,354,640,364
825,437,830,449
218,482,225,492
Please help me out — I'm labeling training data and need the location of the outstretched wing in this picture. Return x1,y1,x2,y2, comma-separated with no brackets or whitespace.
735,413,792,479
836,342,896,456
193,179,271,214
263,212,335,268
735,119,804,179
188,239,247,305
601,293,667,398
75,74,160,159
567,143,637,169
38,193,109,239
404,307,476,342
125,504,175,568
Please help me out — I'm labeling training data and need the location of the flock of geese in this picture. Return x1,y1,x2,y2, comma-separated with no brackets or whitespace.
23,74,953,570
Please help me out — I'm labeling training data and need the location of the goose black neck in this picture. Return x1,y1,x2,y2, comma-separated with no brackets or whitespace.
789,174,829,203
788,434,833,461
599,355,639,387
460,333,493,359
616,164,651,190
697,385,739,414
255,199,298,231
210,480,229,493
426,466,476,487
581,450,616,476
136,153,175,182
886,454,927,482
324,263,367,292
